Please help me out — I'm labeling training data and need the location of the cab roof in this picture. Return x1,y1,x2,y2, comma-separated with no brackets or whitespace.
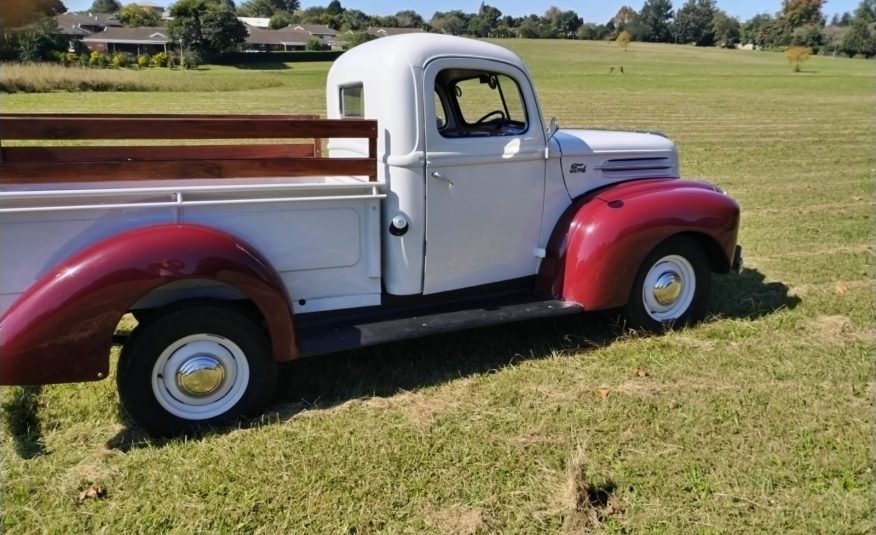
334,33,525,72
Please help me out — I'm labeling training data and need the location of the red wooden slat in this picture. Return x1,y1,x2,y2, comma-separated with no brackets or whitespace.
0,158,377,183
2,144,317,163
0,116,378,141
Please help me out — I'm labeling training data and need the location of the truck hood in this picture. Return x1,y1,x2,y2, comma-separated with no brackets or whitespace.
553,129,680,199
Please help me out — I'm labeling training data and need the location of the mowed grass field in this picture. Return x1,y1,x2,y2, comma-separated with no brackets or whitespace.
1,40,873,533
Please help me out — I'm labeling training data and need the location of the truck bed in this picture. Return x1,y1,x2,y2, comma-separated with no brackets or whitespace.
0,114,385,318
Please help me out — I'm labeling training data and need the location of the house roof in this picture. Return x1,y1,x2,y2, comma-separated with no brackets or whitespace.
369,27,423,37
239,17,271,29
54,12,121,34
82,26,171,44
291,24,337,36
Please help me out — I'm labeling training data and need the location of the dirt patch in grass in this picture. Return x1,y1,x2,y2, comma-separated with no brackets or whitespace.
422,504,489,534
801,315,870,346
561,445,624,533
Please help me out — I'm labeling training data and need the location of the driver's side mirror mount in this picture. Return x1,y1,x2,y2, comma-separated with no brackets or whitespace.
547,117,559,139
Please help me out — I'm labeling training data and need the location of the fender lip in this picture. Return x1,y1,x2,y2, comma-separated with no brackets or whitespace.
0,224,298,386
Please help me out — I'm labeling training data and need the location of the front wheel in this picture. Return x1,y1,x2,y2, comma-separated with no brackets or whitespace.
623,237,710,331
117,302,277,437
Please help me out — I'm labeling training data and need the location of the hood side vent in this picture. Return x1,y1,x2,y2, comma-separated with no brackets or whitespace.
595,157,675,179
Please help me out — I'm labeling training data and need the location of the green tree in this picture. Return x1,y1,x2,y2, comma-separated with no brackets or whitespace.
841,19,875,56
673,0,718,45
268,11,292,29
168,0,247,54
339,9,369,31
712,10,740,47
636,0,674,42
430,11,467,35
305,37,322,50
345,30,374,48
89,0,121,13
852,0,875,22
237,0,296,17
1,0,66,29
544,7,582,38
17,18,63,61
119,4,161,27
395,10,424,28
792,23,825,52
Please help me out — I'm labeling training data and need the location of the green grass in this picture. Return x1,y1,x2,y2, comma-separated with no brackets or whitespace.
2,40,873,533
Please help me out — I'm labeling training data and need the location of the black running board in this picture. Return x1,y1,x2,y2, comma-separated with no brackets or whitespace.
297,298,582,357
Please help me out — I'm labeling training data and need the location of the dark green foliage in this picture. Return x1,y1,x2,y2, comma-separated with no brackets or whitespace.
712,11,741,48
304,37,322,51
169,0,247,54
118,4,161,27
268,12,292,29
88,0,121,14
842,20,876,57
635,0,674,42
673,0,718,46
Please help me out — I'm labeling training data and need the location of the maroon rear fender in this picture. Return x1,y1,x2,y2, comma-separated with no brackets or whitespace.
1,224,298,385
537,179,740,310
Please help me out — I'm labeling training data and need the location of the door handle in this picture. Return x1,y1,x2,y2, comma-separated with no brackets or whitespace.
430,171,454,186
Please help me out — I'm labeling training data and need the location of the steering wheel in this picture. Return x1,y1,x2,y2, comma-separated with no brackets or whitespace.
474,110,505,126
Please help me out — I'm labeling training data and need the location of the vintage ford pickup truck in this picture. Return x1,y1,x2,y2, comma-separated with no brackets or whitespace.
0,34,741,435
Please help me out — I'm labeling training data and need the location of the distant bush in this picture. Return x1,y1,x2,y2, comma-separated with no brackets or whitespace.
89,50,109,68
151,51,169,67
137,54,150,68
112,52,134,68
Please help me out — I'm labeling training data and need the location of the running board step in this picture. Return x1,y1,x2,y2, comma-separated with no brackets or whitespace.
297,299,582,357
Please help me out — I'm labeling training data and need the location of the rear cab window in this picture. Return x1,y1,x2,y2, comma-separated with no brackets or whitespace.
340,84,364,118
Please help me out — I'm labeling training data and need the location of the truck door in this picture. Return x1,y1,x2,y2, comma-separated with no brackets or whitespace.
423,59,547,294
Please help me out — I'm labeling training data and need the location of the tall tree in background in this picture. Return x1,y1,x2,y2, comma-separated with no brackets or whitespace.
636,0,673,42
712,10,741,47
89,0,122,13
1,0,65,29
237,0,298,18
673,0,718,45
781,0,826,28
119,4,161,26
169,0,246,53
395,10,424,28
842,0,876,56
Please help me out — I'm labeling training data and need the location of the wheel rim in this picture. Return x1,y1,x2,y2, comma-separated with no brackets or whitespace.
151,334,250,421
641,254,696,323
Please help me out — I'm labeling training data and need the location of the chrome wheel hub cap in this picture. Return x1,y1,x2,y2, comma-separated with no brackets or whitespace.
652,271,683,306
176,355,226,397
151,334,250,420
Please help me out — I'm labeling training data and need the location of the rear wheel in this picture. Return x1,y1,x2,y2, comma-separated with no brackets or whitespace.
623,237,710,331
117,302,276,437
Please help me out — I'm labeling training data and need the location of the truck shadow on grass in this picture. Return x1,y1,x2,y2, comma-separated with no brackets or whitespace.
103,267,798,450
1,386,47,459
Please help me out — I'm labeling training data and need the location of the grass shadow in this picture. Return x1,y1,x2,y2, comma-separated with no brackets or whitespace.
709,267,800,320
107,267,795,448
2,386,47,459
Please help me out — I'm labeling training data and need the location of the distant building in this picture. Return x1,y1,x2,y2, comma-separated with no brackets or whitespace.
245,27,314,51
239,17,271,29
53,12,122,51
368,27,423,38
82,27,171,55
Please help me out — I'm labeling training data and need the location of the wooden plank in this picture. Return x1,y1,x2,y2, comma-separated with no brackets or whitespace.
3,144,317,163
0,158,377,183
0,116,378,141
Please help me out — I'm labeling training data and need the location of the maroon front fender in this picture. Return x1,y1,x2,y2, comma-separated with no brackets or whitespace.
537,179,740,310
1,224,298,385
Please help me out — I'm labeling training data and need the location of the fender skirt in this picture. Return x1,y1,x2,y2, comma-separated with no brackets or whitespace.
537,179,740,310
1,224,297,385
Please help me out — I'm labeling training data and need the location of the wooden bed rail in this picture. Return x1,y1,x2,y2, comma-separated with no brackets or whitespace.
0,114,379,184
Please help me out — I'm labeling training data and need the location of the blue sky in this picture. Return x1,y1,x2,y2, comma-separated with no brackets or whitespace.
64,0,862,23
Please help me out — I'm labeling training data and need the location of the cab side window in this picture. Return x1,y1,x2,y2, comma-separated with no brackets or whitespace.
434,70,528,138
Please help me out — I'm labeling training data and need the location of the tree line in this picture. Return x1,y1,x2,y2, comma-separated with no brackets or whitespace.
3,0,876,61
